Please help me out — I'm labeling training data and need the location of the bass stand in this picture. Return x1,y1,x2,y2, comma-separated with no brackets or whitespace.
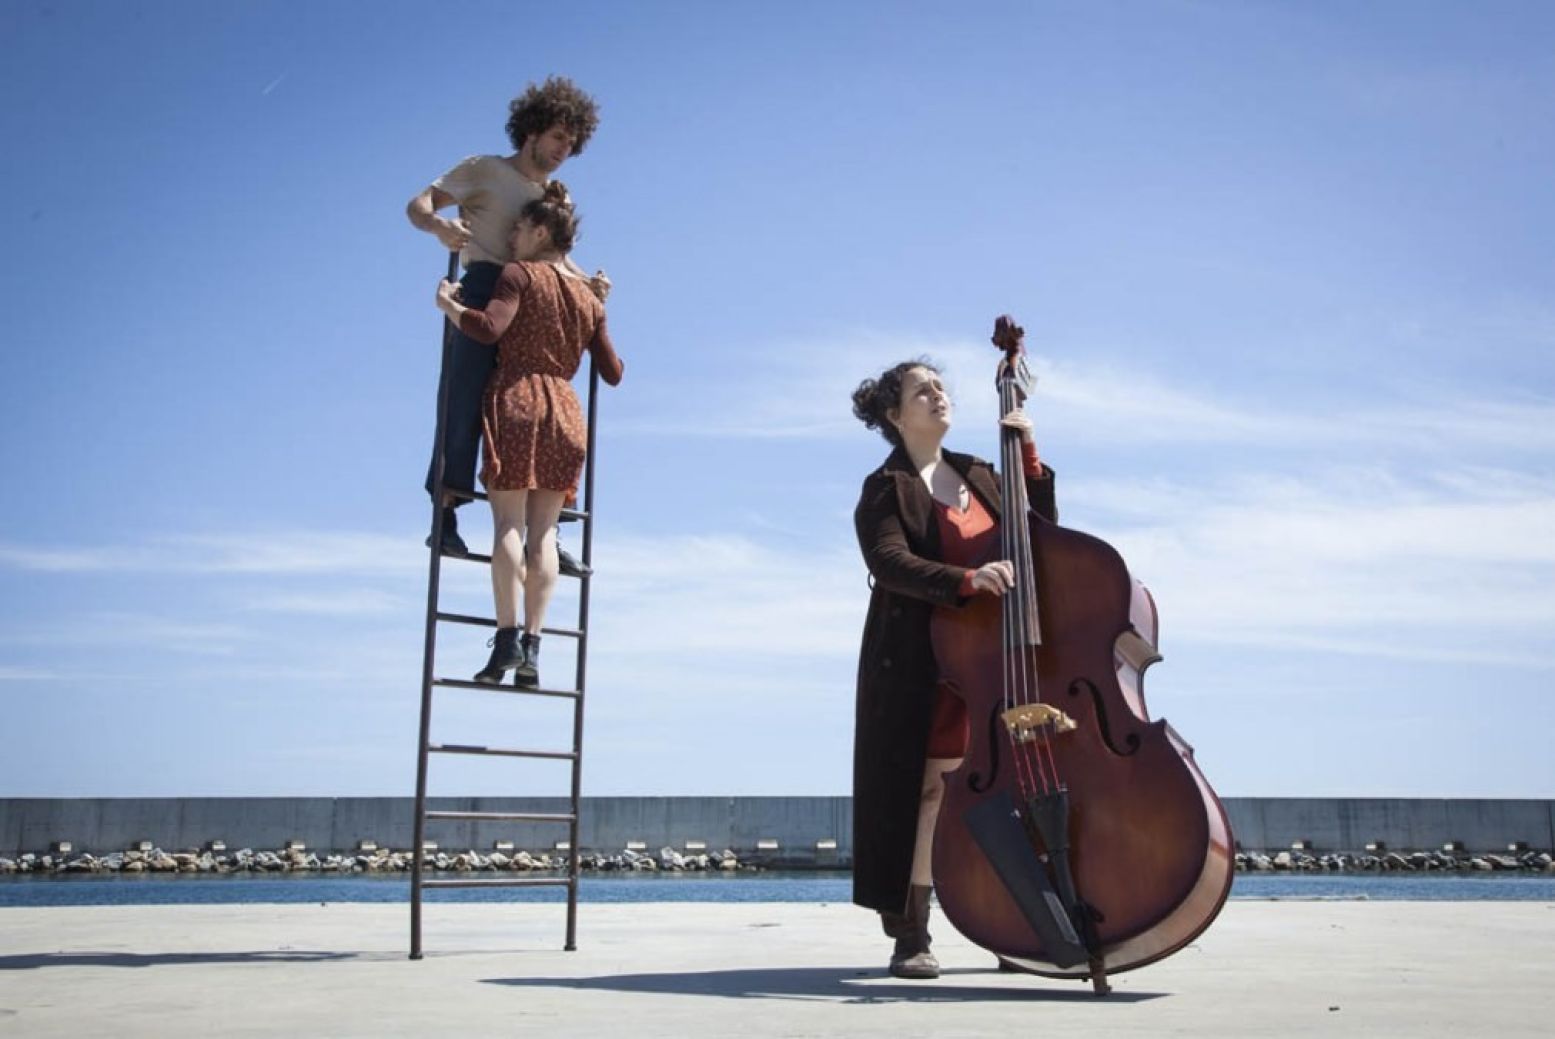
1025,787,1112,996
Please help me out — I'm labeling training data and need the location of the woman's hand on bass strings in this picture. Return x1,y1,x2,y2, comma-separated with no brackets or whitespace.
1000,408,1035,444
970,561,1016,596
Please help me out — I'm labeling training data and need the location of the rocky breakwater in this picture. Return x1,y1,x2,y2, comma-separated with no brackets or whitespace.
1235,849,1555,873
0,845,753,876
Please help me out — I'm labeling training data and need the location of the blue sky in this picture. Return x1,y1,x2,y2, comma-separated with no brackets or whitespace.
2,0,1552,799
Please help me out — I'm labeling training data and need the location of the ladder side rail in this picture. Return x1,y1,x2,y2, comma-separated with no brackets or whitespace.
410,251,461,960
564,360,600,951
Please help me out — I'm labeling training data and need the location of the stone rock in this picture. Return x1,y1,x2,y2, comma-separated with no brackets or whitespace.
659,847,685,870
1469,857,1493,871
1272,851,1292,870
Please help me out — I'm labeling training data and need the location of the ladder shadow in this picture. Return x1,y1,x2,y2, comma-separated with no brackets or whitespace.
483,966,1167,1004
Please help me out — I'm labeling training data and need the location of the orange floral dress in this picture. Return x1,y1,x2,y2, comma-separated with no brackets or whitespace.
455,261,624,496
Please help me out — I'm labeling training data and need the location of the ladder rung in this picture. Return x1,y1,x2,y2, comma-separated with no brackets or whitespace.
432,678,580,699
443,489,589,524
429,743,577,761
435,610,496,627
423,877,573,890
437,551,588,578
424,810,576,823
433,612,583,639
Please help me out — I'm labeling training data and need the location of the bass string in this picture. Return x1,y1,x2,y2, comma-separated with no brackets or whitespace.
998,373,1057,797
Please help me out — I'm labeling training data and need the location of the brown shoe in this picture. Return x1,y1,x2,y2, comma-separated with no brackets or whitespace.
887,884,940,979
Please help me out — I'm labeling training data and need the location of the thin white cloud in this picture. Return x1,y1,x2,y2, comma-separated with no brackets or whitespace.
611,328,1555,457
589,533,866,659
0,531,422,577
242,589,406,616
1070,469,1555,666
0,545,105,572
0,665,62,681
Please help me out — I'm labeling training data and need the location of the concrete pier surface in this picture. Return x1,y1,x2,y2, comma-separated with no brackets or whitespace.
1,901,1551,1036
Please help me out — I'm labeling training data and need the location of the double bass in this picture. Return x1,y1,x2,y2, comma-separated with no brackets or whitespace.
928,316,1234,994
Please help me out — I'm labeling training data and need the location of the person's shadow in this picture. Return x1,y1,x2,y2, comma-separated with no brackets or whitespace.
0,950,373,970
484,966,1166,1004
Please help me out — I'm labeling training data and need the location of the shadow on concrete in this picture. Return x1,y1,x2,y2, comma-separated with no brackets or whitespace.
483,966,1167,1004
0,950,378,970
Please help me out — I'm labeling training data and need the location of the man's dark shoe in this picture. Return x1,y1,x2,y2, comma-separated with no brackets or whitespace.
473,627,522,684
558,544,591,578
424,507,468,557
514,632,541,688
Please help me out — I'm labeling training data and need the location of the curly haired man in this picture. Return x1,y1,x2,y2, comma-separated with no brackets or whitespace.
407,76,605,568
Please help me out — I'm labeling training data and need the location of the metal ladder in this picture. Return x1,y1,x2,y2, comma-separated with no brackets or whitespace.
409,254,599,959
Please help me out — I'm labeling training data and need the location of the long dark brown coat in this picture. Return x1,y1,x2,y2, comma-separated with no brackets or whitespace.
851,445,1057,913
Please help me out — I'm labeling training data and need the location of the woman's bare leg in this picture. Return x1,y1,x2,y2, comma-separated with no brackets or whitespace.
910,756,963,887
489,490,528,628
521,490,567,633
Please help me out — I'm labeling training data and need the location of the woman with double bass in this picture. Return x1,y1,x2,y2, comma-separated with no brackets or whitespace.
849,317,1233,990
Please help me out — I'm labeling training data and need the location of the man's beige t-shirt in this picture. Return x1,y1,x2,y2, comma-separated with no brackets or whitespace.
433,155,546,267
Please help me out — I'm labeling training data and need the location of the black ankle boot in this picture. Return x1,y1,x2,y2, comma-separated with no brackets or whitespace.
514,633,541,688
473,627,522,684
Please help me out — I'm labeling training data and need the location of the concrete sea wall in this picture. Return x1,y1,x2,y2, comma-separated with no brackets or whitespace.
2,797,1551,859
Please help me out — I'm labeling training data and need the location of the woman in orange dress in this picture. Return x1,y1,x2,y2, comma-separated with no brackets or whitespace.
434,183,624,688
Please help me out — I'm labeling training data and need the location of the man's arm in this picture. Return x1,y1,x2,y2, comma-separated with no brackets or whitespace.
406,185,471,252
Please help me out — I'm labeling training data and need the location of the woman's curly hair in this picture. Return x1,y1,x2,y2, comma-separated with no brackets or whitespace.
851,358,940,448
505,76,600,155
519,180,580,254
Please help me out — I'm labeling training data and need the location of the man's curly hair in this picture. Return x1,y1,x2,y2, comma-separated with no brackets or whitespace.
505,76,600,155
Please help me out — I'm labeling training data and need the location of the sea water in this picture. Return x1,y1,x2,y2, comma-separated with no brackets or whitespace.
2,871,1553,908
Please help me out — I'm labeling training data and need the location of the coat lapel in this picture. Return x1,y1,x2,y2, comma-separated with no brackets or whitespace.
881,447,1004,553
883,448,935,549
947,449,1003,521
